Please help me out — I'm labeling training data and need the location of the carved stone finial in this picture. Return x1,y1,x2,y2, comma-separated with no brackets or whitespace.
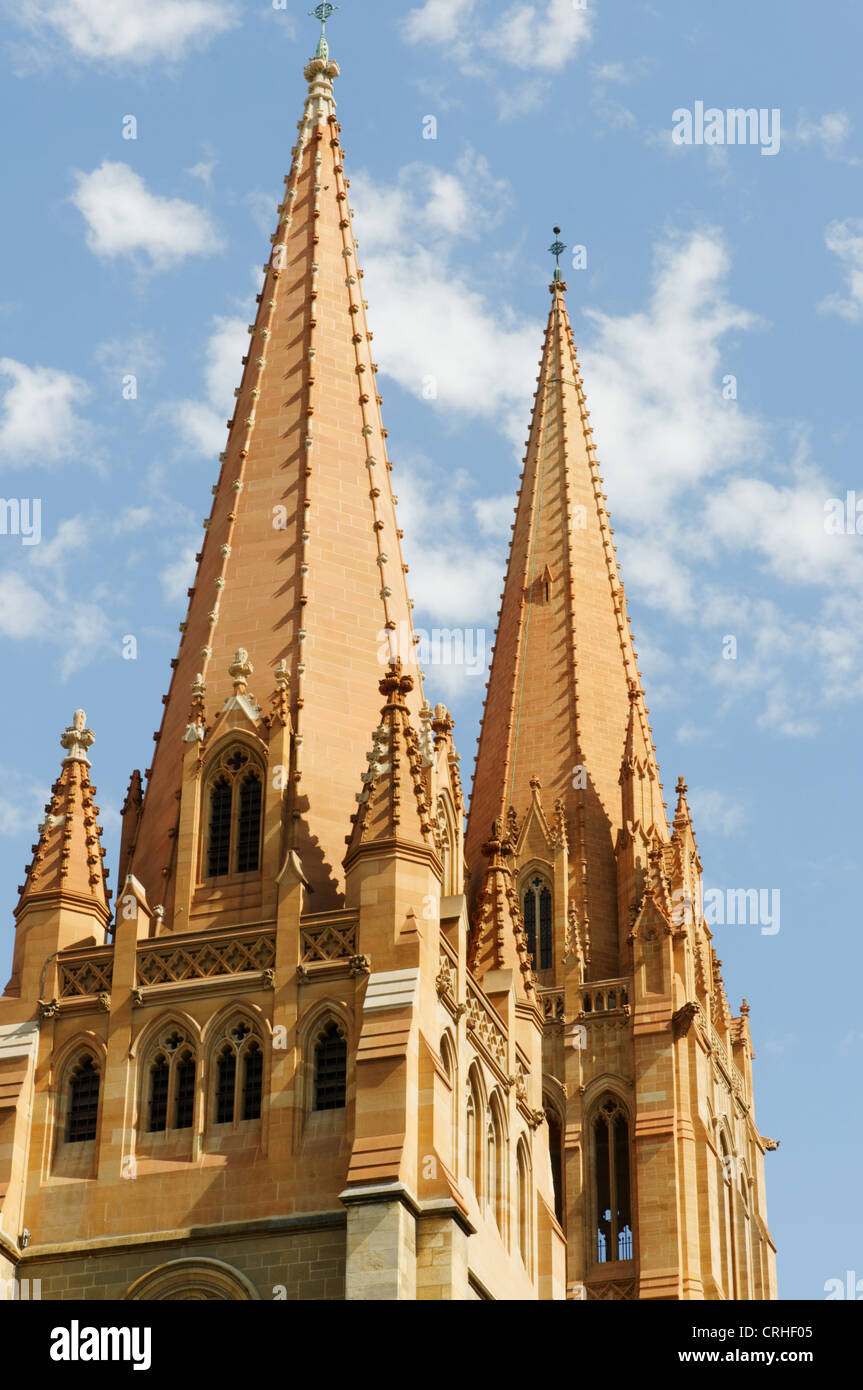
229,648,254,695
183,674,207,743
60,710,95,764
379,658,413,704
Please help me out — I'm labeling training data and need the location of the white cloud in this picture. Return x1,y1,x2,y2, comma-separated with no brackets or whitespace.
93,333,163,384
29,517,90,571
792,110,857,162
0,572,53,638
72,162,223,271
0,769,49,838
474,494,514,539
402,0,591,75
170,314,247,457
9,0,239,68
687,787,746,837
351,155,537,447
581,229,765,525
0,358,92,467
403,0,474,45
819,218,863,321
487,0,592,71
188,159,217,188
161,544,198,605
351,149,510,251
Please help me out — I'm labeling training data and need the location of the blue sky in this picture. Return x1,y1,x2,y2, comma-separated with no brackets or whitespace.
1,0,861,1300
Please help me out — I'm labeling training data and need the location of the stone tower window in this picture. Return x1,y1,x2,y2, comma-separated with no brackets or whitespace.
592,1096,633,1263
545,1101,564,1226
516,1141,532,1273
523,876,553,972
204,746,264,881
146,1029,197,1133
212,1019,264,1127
313,1021,347,1111
66,1054,101,1143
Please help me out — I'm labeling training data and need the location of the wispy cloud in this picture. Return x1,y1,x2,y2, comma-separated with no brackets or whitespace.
72,162,223,271
819,218,863,321
7,0,240,70
0,358,93,468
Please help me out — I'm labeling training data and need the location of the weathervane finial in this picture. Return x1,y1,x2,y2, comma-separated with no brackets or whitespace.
310,2,338,60
549,226,566,284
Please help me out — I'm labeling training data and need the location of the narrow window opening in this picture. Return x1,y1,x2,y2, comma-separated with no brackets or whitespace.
546,1106,564,1225
314,1023,347,1111
594,1097,633,1263
174,1051,196,1130
216,1045,236,1124
66,1055,100,1144
236,773,263,874
148,1053,170,1133
242,1041,263,1121
207,777,232,879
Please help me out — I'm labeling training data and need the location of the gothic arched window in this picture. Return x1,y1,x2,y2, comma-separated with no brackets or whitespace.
517,1141,532,1273
313,1021,347,1112
204,746,264,881
440,1034,458,1173
487,1094,506,1234
66,1054,101,1144
592,1096,633,1263
212,1019,263,1127
466,1068,484,1197
545,1100,564,1226
146,1028,198,1134
523,876,553,972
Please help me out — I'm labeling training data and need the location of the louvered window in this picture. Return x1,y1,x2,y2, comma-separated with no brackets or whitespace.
66,1056,100,1143
314,1023,347,1111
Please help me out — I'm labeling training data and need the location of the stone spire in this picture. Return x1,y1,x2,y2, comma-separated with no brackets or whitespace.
15,712,110,921
127,33,422,912
466,242,668,977
344,661,436,864
468,819,536,1001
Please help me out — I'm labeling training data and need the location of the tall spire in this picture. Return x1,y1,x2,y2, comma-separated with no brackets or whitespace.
466,236,667,977
128,31,422,914
15,712,110,921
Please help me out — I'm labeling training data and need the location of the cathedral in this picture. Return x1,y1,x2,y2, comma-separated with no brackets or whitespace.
0,19,777,1301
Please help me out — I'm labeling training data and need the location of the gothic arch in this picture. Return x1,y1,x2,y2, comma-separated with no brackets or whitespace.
439,1031,458,1173
516,1138,533,1274
204,1009,267,1129
123,1258,260,1302
435,790,460,896
518,867,554,973
199,738,267,883
134,1015,202,1136
487,1089,508,1237
130,1009,201,1062
587,1092,634,1266
466,1063,486,1199
50,1034,106,1169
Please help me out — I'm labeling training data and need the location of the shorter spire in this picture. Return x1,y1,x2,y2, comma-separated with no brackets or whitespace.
344,661,435,863
16,711,110,920
468,818,536,999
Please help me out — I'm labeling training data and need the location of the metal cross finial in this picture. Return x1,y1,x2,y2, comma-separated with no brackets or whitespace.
549,226,566,283
310,2,338,59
